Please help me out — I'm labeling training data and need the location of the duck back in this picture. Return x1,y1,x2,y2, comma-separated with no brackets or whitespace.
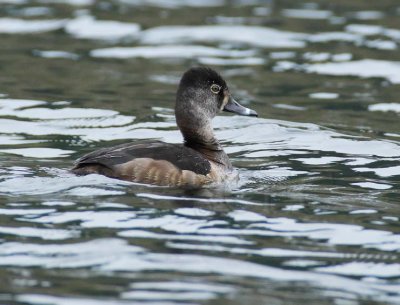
72,141,214,187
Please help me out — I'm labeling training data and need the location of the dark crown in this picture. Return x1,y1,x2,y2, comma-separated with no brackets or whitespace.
179,67,227,90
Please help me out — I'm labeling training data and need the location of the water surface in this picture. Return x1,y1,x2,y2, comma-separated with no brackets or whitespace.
0,0,399,304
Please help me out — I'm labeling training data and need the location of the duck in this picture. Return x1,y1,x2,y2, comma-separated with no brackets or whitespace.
72,67,258,188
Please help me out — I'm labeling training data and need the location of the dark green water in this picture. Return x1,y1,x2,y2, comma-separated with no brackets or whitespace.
0,1,399,304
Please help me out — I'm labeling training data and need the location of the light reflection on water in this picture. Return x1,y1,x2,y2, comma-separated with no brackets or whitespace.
0,0,400,304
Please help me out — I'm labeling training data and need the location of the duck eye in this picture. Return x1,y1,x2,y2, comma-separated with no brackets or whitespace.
210,84,221,94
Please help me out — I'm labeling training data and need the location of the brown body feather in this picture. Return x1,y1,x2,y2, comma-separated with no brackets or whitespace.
114,158,212,187
72,141,227,188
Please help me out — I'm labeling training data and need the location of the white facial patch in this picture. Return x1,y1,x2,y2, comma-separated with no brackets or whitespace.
220,94,229,111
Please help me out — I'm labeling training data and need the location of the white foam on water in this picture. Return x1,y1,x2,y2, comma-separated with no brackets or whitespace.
198,57,265,66
245,168,308,182
308,31,362,43
385,28,400,41
9,107,119,119
305,59,400,84
282,9,332,19
350,209,378,214
332,53,352,61
17,295,141,305
130,281,233,293
140,25,307,48
282,205,304,211
342,24,400,42
346,24,383,36
65,15,140,41
351,182,392,190
364,39,397,50
118,230,251,245
136,193,260,206
272,104,306,111
303,52,330,62
117,0,224,8
253,6,271,16
0,147,74,158
269,51,296,59
0,0,26,3
293,157,345,165
309,92,339,99
385,133,400,138
283,260,321,267
315,262,400,277
0,135,42,145
368,103,400,113
0,208,55,215
354,166,400,178
67,187,125,196
0,226,78,240
353,11,385,20
38,0,94,6
174,208,215,217
42,201,76,206
90,45,255,59
33,50,80,60
212,16,248,25
0,98,46,110
0,98,136,143
228,210,268,222
0,17,65,34
0,173,129,195
122,290,217,301
16,7,53,17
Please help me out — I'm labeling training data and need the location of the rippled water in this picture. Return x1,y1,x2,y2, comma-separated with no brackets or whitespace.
0,0,400,304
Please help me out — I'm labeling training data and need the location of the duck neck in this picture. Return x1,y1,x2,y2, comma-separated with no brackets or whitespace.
179,122,231,168
180,122,222,152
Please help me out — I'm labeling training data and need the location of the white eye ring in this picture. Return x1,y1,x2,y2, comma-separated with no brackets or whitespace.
210,84,221,94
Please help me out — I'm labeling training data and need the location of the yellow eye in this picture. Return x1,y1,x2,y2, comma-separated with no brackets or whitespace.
210,84,221,94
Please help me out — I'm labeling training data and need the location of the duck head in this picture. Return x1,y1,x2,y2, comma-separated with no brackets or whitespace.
175,67,257,147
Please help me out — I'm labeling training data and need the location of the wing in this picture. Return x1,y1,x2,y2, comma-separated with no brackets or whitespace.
73,140,211,176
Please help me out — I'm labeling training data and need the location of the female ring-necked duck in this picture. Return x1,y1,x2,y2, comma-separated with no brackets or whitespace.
72,67,257,188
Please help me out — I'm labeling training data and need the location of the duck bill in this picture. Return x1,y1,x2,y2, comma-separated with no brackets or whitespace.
223,96,258,117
